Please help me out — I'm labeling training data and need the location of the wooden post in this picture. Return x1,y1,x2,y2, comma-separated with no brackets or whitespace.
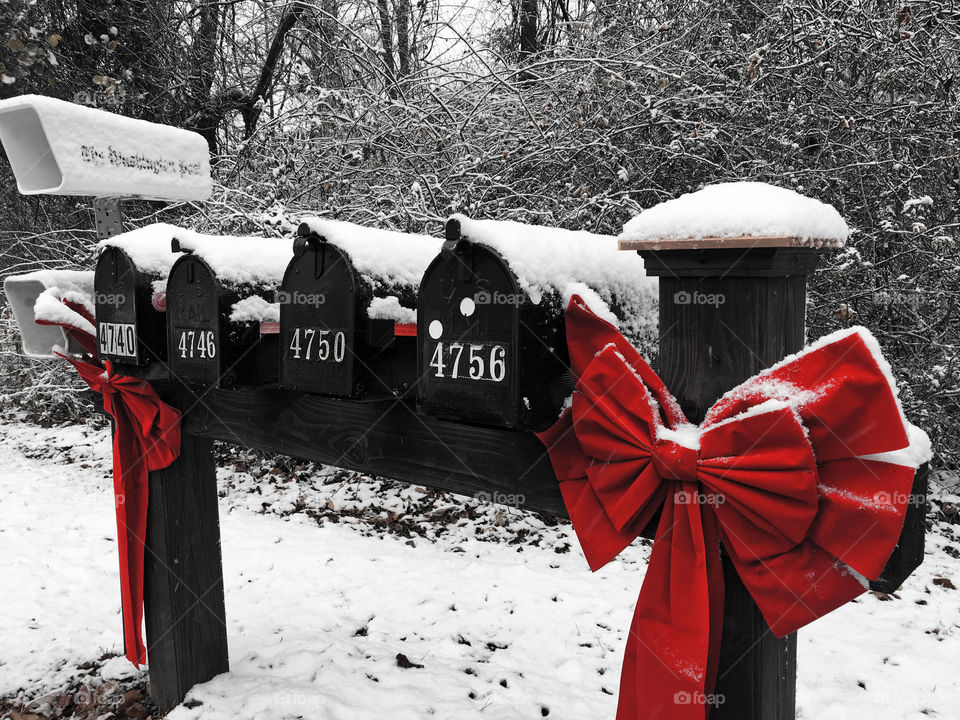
634,243,828,720
143,430,229,710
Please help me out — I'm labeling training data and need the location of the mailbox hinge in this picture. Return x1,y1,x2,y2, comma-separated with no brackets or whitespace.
94,197,124,239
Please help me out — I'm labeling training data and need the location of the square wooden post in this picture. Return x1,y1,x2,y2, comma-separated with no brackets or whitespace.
633,243,827,719
143,430,229,710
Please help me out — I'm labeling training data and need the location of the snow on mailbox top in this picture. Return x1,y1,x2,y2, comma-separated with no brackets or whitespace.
618,182,849,251
100,223,290,289
98,223,185,275
0,95,211,201
298,217,441,290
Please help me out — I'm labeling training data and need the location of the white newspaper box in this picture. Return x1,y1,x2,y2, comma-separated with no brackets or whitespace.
3,270,95,358
0,94,212,201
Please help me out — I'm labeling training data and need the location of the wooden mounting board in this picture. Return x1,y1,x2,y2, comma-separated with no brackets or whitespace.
618,235,844,251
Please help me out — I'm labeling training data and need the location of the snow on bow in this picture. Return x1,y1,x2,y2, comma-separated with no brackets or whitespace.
33,290,180,667
536,295,930,720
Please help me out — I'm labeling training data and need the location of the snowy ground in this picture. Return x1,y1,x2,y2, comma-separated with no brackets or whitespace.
1,419,958,719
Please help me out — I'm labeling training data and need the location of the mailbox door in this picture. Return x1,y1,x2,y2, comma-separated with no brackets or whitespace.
418,244,521,427
166,256,225,387
279,243,358,395
94,247,143,365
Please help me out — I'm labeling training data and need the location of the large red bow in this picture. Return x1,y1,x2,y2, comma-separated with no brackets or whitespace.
536,296,920,720
37,298,180,667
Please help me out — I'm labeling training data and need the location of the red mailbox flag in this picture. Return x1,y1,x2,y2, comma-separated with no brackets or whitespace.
536,296,924,720
36,298,180,667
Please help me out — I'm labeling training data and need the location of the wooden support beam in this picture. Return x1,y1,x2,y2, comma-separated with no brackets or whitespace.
175,386,568,519
143,431,228,710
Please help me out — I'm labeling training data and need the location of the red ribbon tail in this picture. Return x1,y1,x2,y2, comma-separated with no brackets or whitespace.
111,402,150,667
617,492,725,720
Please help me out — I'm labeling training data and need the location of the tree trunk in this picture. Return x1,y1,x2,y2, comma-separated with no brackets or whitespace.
189,0,222,152
396,0,411,80
518,0,537,80
376,0,397,96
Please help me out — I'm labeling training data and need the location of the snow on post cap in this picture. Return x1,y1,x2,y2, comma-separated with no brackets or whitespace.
618,182,849,251
298,217,442,289
0,95,211,202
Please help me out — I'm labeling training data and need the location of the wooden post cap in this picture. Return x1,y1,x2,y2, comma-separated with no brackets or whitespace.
619,234,845,252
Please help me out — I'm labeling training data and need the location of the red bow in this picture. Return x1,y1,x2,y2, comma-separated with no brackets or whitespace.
536,296,920,720
37,298,180,667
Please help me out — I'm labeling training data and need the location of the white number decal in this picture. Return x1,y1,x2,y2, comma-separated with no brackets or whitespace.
430,342,445,377
449,343,464,379
176,329,217,361
490,345,506,382
317,329,330,361
290,328,301,359
288,327,347,364
430,342,506,382
468,345,484,379
98,322,138,358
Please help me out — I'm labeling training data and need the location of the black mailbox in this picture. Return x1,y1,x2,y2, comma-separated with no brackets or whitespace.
417,219,573,430
166,237,285,389
279,222,427,398
94,245,167,377
417,215,658,430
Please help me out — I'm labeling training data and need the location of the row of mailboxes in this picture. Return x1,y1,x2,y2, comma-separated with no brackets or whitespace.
93,219,646,430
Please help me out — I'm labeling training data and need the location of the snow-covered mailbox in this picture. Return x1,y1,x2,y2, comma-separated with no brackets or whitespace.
279,219,440,397
417,215,658,429
93,225,184,376
165,233,291,389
